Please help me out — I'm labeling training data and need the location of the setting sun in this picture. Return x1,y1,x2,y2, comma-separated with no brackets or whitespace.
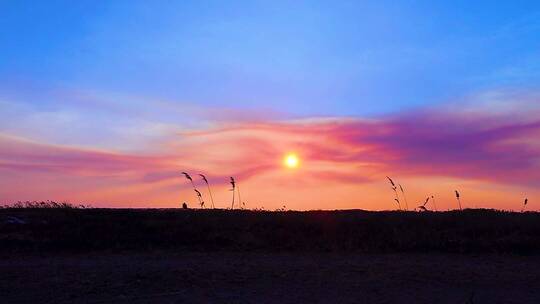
284,153,299,168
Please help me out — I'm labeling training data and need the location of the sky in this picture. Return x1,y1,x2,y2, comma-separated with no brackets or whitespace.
1,1,540,210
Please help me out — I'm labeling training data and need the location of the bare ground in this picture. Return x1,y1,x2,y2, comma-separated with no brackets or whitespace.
1,252,539,304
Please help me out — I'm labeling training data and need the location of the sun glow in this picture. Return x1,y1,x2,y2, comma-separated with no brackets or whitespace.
284,153,300,168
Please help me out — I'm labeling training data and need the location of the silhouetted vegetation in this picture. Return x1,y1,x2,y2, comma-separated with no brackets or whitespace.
398,184,409,211
386,176,401,210
1,200,88,209
229,176,236,209
455,190,463,210
2,208,540,254
199,174,215,208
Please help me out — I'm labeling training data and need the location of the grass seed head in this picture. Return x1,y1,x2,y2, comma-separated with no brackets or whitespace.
181,172,193,181
199,174,208,184
386,176,396,187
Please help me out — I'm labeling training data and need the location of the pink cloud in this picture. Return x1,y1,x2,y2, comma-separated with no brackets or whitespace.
0,135,174,177
175,109,540,186
1,105,539,208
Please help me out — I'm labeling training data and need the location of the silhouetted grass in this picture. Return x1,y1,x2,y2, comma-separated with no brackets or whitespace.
2,208,540,254
455,190,462,210
1,200,88,209
199,174,215,209
386,176,401,210
399,184,409,211
230,177,236,209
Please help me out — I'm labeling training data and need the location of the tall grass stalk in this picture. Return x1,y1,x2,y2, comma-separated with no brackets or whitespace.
230,177,236,209
199,174,215,209
194,189,204,208
455,190,462,211
181,172,196,189
237,183,243,209
386,176,401,210
522,198,528,212
399,184,409,211
182,172,203,208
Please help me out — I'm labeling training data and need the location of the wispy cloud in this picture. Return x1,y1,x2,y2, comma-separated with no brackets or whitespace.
1,89,540,208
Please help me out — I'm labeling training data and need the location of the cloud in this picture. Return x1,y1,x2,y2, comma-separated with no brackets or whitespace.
0,134,174,177
347,112,540,185
173,100,540,187
1,92,540,207
3,102,540,187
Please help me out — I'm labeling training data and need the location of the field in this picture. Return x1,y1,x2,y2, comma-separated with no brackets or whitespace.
2,208,540,303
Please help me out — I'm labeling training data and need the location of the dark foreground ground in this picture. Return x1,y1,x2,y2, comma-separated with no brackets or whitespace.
2,252,540,303
1,208,540,303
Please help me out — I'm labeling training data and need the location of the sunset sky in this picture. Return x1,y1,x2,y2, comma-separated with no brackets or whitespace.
1,1,540,210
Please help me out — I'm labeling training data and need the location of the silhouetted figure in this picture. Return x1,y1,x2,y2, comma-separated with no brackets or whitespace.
182,202,188,209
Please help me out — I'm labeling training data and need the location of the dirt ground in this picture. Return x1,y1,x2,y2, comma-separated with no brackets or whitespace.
1,252,539,303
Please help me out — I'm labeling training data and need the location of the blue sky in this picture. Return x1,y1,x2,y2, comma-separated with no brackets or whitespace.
2,1,540,118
